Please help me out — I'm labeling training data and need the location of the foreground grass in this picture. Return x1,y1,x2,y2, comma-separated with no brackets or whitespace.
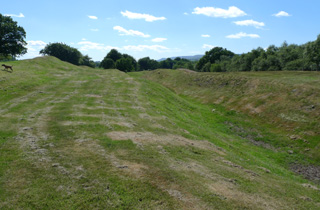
0,57,319,209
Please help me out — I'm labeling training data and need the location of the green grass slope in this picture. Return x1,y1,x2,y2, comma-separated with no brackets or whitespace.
0,57,319,209
142,69,320,162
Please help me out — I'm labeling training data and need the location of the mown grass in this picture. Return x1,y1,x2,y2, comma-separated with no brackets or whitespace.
0,57,319,209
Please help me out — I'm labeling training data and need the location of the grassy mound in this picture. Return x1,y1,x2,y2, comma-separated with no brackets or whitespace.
0,57,319,209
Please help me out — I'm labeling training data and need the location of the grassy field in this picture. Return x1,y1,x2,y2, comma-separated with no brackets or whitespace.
0,57,319,209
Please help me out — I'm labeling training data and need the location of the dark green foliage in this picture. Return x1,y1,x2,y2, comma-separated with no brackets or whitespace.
115,57,134,72
138,57,159,71
202,62,211,72
159,58,174,69
99,51,196,72
100,58,115,69
106,49,122,62
252,57,269,71
40,43,82,65
0,54,15,61
80,55,95,68
283,59,310,70
158,58,196,70
0,13,27,58
305,35,320,70
210,63,222,72
194,35,320,72
172,58,195,70
100,50,138,72
266,55,281,71
196,47,235,71
278,42,301,68
123,54,138,71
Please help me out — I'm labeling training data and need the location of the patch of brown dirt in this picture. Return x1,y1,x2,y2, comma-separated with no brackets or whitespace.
111,121,134,128
106,131,225,155
244,103,263,114
207,181,282,210
177,68,197,73
291,164,320,184
85,94,102,98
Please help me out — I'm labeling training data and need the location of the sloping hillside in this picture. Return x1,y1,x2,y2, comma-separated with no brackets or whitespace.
0,57,319,209
142,69,320,162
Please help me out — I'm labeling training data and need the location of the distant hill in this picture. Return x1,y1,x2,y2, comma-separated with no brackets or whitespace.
158,55,203,62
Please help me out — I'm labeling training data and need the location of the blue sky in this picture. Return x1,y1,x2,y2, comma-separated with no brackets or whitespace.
2,0,320,61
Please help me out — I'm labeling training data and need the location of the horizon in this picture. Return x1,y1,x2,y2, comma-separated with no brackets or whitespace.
1,0,320,61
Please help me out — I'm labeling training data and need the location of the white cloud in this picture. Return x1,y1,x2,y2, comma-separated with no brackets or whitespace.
121,10,166,22
184,12,189,15
88,15,98,19
4,13,25,18
123,45,169,52
77,40,170,54
151,38,167,42
27,40,47,47
20,40,47,59
226,32,260,39
202,44,215,49
201,34,210,38
192,6,246,18
273,11,291,17
77,41,118,51
233,19,265,29
113,26,150,38
90,29,99,32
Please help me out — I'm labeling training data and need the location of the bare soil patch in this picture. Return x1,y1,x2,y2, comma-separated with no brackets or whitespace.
291,164,320,184
85,94,102,98
106,131,225,155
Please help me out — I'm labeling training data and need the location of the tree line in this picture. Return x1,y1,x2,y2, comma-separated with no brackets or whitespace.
39,35,320,72
35,43,197,72
196,35,320,72
99,49,196,72
1,13,319,71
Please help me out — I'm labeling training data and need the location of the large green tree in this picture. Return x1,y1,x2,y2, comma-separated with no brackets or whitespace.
100,57,115,69
0,13,27,59
100,49,124,69
122,54,138,71
115,57,134,72
196,47,234,71
106,49,122,62
40,43,82,65
138,57,159,70
159,58,174,69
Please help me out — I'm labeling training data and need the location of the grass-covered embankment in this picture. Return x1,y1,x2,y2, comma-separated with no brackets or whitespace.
142,69,320,163
0,57,319,209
